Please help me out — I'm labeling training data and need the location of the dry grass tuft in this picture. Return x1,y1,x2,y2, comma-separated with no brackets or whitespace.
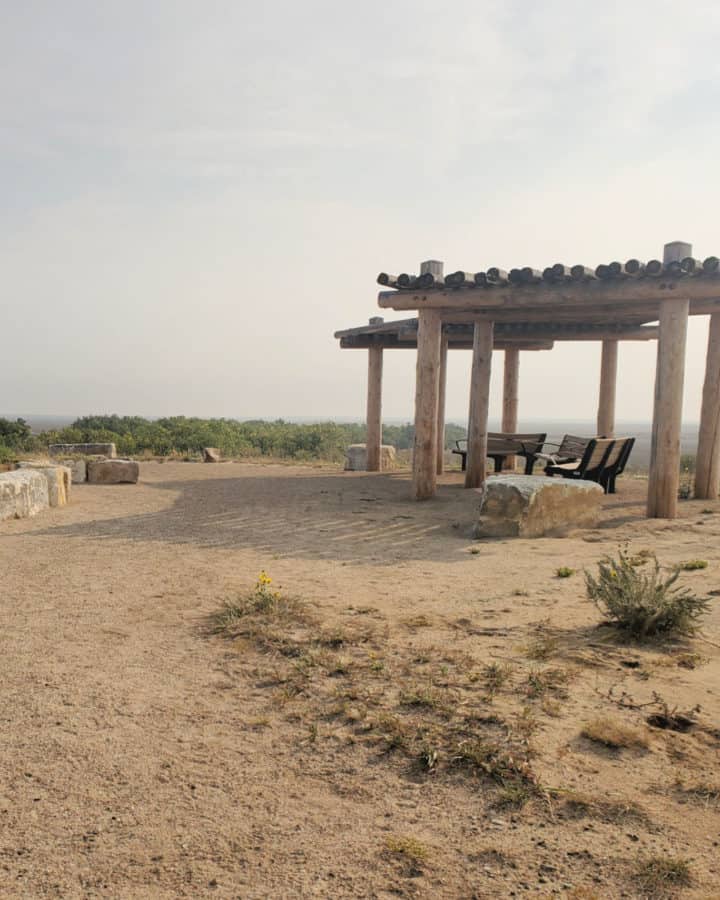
672,779,720,807
632,855,692,895
554,790,650,825
581,717,649,750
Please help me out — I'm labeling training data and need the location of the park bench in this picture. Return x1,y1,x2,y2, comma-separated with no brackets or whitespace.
452,432,547,475
544,437,618,491
599,437,635,493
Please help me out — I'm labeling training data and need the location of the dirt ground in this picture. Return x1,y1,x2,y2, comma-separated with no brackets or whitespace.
1,461,719,899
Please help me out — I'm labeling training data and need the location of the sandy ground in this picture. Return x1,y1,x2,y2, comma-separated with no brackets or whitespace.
1,461,719,899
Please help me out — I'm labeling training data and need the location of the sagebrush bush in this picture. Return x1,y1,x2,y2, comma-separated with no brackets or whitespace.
585,550,710,638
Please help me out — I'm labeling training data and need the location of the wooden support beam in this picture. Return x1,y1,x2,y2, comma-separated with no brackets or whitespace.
647,242,691,518
502,347,520,470
413,310,442,499
378,277,720,311
694,313,720,499
366,345,383,471
436,336,448,475
597,340,618,437
465,321,494,489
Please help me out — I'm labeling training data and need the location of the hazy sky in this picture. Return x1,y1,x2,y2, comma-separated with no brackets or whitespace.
3,1,720,423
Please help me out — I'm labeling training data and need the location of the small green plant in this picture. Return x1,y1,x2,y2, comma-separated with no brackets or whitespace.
585,550,711,638
212,571,306,634
556,566,575,578
676,559,708,571
384,835,430,863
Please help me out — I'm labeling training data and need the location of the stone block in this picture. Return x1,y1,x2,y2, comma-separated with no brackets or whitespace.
57,458,87,483
344,444,397,471
49,442,117,458
203,447,221,463
0,470,50,521
475,475,604,538
16,463,72,506
87,459,139,484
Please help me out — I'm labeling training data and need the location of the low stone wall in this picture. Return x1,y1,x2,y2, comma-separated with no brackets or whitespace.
49,442,117,459
475,475,604,538
0,470,50,521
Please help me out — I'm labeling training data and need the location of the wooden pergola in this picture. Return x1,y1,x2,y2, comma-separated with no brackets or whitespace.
336,241,720,519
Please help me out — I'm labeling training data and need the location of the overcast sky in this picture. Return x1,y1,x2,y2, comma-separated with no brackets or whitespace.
3,1,720,424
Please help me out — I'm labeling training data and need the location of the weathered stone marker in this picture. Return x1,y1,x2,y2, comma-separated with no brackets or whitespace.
87,459,139,484
344,444,396,471
0,470,50,521
475,475,604,538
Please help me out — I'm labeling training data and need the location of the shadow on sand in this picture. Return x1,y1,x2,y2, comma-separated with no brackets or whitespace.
31,470,651,565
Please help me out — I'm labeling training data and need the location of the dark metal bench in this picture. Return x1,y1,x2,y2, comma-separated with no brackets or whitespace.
452,432,547,475
544,438,616,491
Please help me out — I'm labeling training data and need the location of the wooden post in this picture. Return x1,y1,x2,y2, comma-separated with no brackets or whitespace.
695,313,720,499
413,309,442,499
465,321,494,489
597,339,618,436
647,241,691,518
501,347,519,470
436,334,448,475
366,344,383,472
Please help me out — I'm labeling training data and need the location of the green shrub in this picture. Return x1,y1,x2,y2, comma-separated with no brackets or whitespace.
555,566,575,578
585,550,710,638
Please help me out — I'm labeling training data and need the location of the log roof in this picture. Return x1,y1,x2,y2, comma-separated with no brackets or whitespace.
376,255,720,323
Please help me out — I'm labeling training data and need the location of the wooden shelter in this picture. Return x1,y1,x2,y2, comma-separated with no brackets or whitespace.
336,242,720,519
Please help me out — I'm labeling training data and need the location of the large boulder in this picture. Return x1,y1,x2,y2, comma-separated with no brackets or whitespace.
87,459,139,484
203,447,221,463
475,475,604,538
16,463,72,506
0,470,50,521
49,442,117,458
344,444,397,471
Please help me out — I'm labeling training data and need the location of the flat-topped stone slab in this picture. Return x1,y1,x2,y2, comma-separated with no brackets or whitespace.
49,442,117,458
475,474,604,538
87,459,139,484
16,462,72,506
0,470,50,521
344,444,397,471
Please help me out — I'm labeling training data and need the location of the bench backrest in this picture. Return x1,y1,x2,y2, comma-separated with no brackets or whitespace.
557,434,592,459
606,437,635,473
487,432,546,455
578,438,615,474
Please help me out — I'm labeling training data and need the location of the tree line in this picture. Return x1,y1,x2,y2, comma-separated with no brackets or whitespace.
0,416,466,463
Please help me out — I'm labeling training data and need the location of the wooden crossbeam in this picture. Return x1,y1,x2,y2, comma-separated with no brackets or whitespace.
378,278,720,312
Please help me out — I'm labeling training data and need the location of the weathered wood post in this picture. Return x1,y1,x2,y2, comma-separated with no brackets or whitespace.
412,261,444,498
436,333,449,475
465,321,494,488
413,310,442,499
695,314,720,498
501,347,519,470
366,317,384,472
597,339,618,437
647,241,691,518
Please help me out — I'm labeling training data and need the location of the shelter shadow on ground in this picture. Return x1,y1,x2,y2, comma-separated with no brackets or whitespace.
29,466,651,564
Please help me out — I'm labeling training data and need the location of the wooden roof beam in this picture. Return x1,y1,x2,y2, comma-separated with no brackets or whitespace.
378,278,720,312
